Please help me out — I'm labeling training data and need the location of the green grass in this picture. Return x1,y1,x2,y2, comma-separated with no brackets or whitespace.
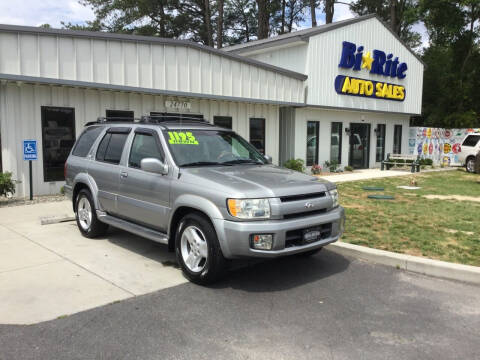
338,169,480,266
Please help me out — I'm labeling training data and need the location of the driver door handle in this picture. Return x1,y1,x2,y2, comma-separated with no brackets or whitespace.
120,171,128,178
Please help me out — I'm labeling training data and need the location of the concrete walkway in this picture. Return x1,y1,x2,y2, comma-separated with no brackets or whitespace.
0,201,187,325
317,167,457,183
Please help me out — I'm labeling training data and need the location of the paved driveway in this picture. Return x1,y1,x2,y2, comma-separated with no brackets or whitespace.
1,250,479,360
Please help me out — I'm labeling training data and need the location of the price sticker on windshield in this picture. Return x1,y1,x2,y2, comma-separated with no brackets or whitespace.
168,131,199,145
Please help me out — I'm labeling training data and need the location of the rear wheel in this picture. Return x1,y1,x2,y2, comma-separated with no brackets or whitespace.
175,213,226,285
466,157,476,173
75,189,108,238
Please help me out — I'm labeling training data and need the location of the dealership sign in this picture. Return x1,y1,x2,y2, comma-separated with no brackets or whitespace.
335,41,407,101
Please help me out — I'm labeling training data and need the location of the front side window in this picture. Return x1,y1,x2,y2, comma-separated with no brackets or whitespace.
249,118,266,154
393,125,402,154
330,122,342,164
96,131,129,164
72,126,103,157
375,124,386,162
306,121,319,166
129,133,164,168
41,106,76,182
164,130,266,167
213,116,233,129
462,135,480,147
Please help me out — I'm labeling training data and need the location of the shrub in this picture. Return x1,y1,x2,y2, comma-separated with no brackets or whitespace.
425,159,433,166
475,152,480,174
60,186,65,195
395,159,405,167
344,166,354,172
0,172,16,197
284,158,305,173
324,160,338,172
311,164,322,175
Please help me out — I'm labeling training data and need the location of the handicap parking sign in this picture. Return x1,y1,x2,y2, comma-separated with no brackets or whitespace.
23,140,38,160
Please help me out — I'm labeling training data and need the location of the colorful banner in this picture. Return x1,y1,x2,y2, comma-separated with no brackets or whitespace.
408,127,480,165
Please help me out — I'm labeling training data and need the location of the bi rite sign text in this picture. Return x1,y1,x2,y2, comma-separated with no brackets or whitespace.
334,41,407,102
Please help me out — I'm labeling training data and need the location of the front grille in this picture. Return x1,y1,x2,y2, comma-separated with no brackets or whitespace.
283,208,327,219
280,192,326,203
285,223,332,248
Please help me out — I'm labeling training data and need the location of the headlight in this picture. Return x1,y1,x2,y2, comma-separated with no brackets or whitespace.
329,189,339,208
227,198,271,219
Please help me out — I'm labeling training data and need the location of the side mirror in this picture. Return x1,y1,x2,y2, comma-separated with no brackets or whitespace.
264,155,272,164
140,158,169,175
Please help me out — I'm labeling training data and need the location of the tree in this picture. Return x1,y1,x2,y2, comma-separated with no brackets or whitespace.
224,0,258,43
257,0,270,38
310,0,318,26
217,0,225,47
324,0,335,23
350,0,422,49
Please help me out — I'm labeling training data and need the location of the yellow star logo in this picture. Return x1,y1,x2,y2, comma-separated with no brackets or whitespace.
362,51,373,70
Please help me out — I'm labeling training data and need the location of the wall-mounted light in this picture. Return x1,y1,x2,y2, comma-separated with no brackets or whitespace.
345,127,350,135
374,127,379,136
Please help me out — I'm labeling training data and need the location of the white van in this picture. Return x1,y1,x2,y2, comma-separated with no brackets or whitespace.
458,134,480,173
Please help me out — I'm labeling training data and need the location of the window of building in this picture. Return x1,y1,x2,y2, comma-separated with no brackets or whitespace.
330,122,342,164
41,106,76,182
393,125,402,154
249,118,266,154
306,121,320,166
213,116,232,129
375,124,386,162
96,128,130,164
462,135,480,147
106,110,134,121
150,112,204,122
72,126,103,158
129,132,164,168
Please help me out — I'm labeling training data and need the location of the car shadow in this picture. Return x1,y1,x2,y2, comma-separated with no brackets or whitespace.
98,226,351,292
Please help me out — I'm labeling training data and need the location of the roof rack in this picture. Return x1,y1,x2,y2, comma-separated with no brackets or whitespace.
85,115,213,127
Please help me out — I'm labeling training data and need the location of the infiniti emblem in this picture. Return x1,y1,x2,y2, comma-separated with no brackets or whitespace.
304,202,314,209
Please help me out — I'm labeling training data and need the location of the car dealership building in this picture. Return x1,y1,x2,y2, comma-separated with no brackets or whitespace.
0,14,424,197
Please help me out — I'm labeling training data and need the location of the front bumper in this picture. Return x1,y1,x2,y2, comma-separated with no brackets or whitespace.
213,206,345,259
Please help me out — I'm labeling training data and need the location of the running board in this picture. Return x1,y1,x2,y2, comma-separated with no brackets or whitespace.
97,211,169,245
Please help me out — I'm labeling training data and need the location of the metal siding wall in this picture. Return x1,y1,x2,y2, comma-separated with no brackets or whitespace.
0,83,280,196
248,44,308,74
306,18,423,114
0,31,304,104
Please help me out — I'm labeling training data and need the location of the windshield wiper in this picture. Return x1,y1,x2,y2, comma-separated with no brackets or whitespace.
221,159,264,165
180,161,232,167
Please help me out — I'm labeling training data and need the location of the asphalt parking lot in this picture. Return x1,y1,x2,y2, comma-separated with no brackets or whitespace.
1,248,479,360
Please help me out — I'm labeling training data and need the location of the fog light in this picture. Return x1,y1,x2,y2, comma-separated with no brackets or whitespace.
251,234,273,250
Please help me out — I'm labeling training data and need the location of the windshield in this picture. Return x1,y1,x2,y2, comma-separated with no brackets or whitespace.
163,129,267,167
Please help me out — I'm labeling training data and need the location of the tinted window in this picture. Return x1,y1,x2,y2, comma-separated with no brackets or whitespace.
106,110,134,121
462,135,480,147
330,122,342,164
41,106,75,182
96,132,128,164
250,118,266,154
129,133,164,168
72,126,103,157
214,116,233,129
393,125,402,154
375,124,386,162
306,121,319,166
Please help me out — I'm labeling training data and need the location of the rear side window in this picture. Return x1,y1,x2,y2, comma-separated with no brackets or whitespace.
72,126,103,157
462,135,480,147
96,132,129,164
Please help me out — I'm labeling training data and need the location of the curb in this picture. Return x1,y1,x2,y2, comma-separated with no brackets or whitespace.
327,242,480,285
40,215,75,225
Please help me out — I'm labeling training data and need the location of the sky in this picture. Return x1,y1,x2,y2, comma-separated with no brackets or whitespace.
0,0,428,48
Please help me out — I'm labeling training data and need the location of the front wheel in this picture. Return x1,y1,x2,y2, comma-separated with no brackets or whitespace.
75,189,108,238
466,157,476,173
175,213,226,285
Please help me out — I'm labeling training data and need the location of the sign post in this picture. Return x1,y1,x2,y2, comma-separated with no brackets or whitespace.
23,140,38,201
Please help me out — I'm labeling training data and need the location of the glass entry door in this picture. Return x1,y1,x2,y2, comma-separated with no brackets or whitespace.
349,123,371,169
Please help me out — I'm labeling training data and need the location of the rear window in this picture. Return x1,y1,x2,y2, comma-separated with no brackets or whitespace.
72,126,103,157
96,132,129,164
462,135,480,147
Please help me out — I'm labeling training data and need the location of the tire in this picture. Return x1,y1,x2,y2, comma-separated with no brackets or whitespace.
175,212,227,285
466,157,476,173
296,247,323,257
75,189,108,238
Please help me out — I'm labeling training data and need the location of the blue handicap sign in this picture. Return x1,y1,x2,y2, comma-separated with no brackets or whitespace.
23,140,38,160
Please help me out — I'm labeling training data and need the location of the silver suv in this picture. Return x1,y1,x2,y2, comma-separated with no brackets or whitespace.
65,117,345,284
